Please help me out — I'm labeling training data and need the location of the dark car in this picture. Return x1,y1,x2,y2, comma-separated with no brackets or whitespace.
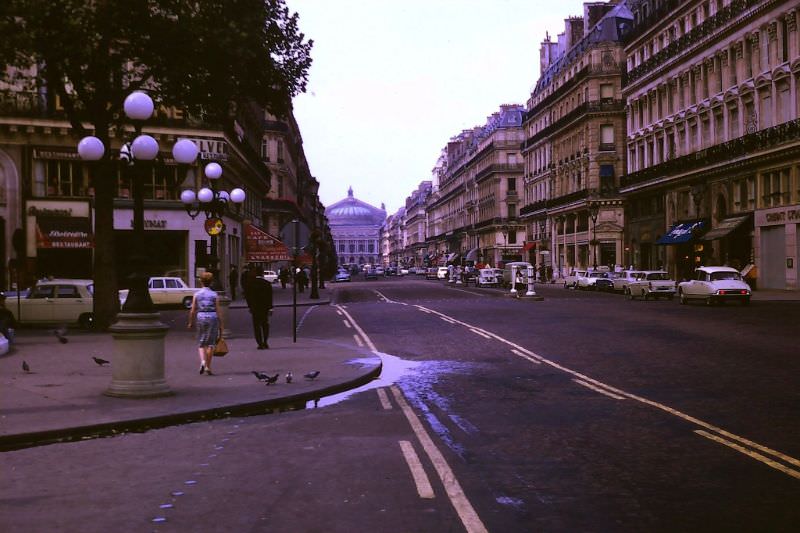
595,277,615,292
364,269,379,280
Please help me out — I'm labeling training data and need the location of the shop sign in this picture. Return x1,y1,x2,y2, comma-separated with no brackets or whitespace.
129,219,167,229
245,224,290,262
32,148,80,161
184,138,228,161
756,205,800,227
36,217,94,248
204,217,225,236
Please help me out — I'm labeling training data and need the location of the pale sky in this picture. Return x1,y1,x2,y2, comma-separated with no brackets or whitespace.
287,0,588,215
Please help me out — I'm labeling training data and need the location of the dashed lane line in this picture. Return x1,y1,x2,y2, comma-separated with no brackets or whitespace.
412,303,800,479
391,386,488,533
399,440,436,499
353,334,364,347
376,388,392,410
469,328,491,339
573,379,626,400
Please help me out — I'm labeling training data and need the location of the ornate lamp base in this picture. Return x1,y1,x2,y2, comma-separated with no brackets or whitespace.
105,312,172,398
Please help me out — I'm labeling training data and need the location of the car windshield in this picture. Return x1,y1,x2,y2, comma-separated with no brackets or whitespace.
710,271,742,281
589,273,607,278
646,273,670,280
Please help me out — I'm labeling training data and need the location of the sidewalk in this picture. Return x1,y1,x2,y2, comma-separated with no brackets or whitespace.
0,283,383,452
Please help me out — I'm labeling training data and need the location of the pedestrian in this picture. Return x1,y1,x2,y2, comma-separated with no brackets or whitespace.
187,271,224,375
240,265,250,295
296,268,308,293
229,265,238,301
279,267,289,289
0,293,17,343
245,266,273,349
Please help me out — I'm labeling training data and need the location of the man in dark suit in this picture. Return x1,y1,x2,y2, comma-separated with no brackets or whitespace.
244,266,273,349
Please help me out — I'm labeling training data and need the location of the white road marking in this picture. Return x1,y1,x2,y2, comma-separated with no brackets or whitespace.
511,348,541,364
353,334,364,347
573,379,626,400
412,304,800,479
342,319,352,329
694,430,800,480
335,305,378,353
440,317,456,324
399,440,435,499
469,328,491,339
336,310,343,316
376,388,392,410
391,386,488,533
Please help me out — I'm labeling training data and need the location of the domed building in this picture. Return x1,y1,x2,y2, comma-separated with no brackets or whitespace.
326,187,386,268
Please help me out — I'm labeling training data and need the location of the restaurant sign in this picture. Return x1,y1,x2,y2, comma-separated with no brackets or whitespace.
245,224,290,262
36,217,94,249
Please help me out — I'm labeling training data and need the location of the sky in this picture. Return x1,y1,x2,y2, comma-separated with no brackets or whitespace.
286,0,588,215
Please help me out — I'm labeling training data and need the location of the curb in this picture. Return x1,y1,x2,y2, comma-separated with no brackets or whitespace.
0,359,381,453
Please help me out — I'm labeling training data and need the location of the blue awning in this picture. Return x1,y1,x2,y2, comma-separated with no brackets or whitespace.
656,220,705,245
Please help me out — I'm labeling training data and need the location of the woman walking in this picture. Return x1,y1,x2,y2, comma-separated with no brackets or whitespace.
188,272,224,375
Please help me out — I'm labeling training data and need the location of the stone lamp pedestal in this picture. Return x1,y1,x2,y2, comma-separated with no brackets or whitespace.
105,313,171,398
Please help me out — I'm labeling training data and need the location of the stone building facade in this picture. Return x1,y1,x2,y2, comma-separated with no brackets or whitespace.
622,0,800,288
521,2,632,276
326,187,386,268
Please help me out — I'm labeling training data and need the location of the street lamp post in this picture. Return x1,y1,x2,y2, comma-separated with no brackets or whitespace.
589,203,600,270
77,91,171,398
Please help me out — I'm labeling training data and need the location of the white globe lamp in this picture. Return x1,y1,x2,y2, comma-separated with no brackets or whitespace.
172,139,199,164
123,91,155,121
198,187,214,203
131,134,159,161
230,188,246,203
77,136,105,161
204,162,222,180
180,189,197,204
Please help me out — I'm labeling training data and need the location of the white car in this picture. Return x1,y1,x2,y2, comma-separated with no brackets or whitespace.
119,276,200,309
437,267,449,279
262,270,278,283
577,271,611,290
563,269,588,289
626,271,677,300
9,279,95,328
476,268,499,287
678,266,751,306
612,270,645,292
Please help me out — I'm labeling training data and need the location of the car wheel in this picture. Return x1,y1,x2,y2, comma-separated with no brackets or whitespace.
679,290,687,305
79,313,95,330
182,296,194,309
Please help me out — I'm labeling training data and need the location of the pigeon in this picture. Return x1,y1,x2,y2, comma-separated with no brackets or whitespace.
252,371,269,381
285,372,293,384
92,357,110,366
22,360,31,373
264,373,279,386
53,325,68,344
304,370,320,380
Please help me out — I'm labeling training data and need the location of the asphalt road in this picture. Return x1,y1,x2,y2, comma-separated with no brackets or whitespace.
2,277,798,532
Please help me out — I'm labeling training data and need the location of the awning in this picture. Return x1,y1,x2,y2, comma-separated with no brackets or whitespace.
465,248,479,262
702,215,751,241
244,224,291,262
523,242,535,252
656,220,705,245
445,253,460,264
36,217,94,248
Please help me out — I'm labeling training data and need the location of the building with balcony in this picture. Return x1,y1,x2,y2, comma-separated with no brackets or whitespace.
521,1,632,276
427,104,526,268
402,181,433,268
622,0,800,288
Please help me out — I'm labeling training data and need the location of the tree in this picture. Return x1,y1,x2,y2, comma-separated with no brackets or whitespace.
0,0,312,329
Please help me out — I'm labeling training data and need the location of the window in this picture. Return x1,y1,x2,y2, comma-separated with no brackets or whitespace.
57,286,80,298
165,279,180,289
277,140,284,163
507,230,517,244
508,204,517,218
600,125,614,149
260,138,270,161
30,285,55,298
151,279,165,289
600,83,614,99
35,160,88,197
508,178,516,191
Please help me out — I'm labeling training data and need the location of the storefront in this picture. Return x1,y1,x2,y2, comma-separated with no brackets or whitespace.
26,200,94,281
755,205,799,290
656,219,706,280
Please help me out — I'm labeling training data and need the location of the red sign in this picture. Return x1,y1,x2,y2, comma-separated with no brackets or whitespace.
245,224,290,262
35,217,94,248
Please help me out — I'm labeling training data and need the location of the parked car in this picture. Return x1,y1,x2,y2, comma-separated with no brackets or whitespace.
476,268,499,287
262,270,278,283
9,279,95,328
563,269,588,289
626,271,677,300
374,267,385,276
425,268,439,280
334,269,351,282
612,270,646,292
119,276,200,309
577,271,612,290
678,266,751,305
364,269,379,280
399,268,409,276
436,267,449,279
